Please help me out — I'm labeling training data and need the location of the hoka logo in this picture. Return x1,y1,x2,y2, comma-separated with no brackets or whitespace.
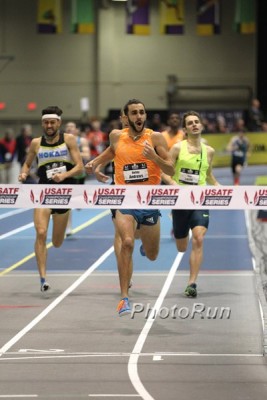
39,149,68,159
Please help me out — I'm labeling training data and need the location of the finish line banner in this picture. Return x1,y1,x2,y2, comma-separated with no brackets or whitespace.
0,184,266,210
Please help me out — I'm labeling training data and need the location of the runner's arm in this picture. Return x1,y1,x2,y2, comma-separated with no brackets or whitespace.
18,139,39,182
206,146,220,186
144,132,174,176
161,142,180,184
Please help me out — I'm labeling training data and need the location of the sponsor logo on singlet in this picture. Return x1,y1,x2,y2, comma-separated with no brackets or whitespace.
39,149,68,159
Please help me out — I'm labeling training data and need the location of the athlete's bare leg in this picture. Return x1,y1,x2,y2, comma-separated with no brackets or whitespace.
34,209,70,284
234,164,242,185
175,236,189,253
188,226,207,284
139,220,160,260
115,211,137,299
113,217,138,288
34,208,52,280
66,210,72,235
52,211,70,247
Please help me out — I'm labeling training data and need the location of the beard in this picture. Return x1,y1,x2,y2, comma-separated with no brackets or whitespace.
128,119,145,133
44,129,58,141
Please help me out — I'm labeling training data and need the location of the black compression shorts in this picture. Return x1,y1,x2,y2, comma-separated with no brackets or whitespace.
172,209,209,239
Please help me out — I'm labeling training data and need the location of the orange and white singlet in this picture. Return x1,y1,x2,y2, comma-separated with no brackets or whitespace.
161,129,184,150
114,129,161,185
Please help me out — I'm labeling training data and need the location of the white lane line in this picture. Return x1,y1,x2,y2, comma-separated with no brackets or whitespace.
0,223,34,240
0,352,263,362
153,355,162,361
88,395,140,398
0,210,110,242
88,393,141,398
205,235,248,239
3,234,245,240
0,396,37,398
0,246,114,357
128,251,185,400
1,271,254,277
0,209,30,220
0,210,111,276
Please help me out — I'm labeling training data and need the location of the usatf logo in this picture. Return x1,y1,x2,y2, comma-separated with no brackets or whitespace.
0,187,19,205
84,188,126,205
191,188,233,206
137,188,179,206
30,187,72,206
245,190,267,206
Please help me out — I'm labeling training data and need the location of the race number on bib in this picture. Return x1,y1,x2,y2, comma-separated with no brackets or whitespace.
123,163,148,183
46,165,67,179
179,168,200,185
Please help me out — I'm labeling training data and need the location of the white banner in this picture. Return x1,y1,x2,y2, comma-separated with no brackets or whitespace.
0,184,266,210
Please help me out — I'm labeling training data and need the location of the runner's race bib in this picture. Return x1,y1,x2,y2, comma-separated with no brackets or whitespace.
179,168,200,185
123,163,148,183
233,150,244,157
46,165,67,179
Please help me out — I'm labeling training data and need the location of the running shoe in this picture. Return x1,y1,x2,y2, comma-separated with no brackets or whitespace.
139,244,146,257
184,283,197,298
128,280,133,289
41,282,51,292
117,297,131,316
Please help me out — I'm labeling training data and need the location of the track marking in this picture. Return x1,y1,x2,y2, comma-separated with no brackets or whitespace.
153,355,162,361
0,233,249,240
0,208,30,220
68,210,110,235
0,210,110,277
0,223,34,240
0,305,41,309
0,396,38,398
0,246,114,357
0,351,263,362
0,271,255,277
205,235,248,239
0,245,50,277
128,251,185,400
88,395,140,398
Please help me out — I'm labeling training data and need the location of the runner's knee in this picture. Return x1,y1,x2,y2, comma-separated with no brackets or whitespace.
176,243,187,252
145,249,158,261
52,235,64,248
35,227,47,242
122,236,135,253
175,237,188,252
192,234,205,248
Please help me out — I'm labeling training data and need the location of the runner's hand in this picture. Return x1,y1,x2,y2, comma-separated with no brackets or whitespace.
95,170,110,183
143,141,156,161
18,173,27,182
85,161,95,174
